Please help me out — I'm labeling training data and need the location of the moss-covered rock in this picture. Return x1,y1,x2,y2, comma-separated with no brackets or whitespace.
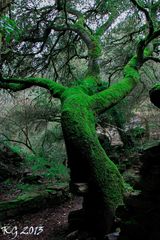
0,143,23,182
118,142,160,240
0,184,69,221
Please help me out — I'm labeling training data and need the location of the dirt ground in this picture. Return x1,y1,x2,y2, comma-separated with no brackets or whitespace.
0,197,83,240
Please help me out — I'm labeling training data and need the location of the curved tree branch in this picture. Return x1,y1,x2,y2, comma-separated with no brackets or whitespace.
130,0,160,66
0,82,30,91
146,29,160,45
96,12,119,37
130,0,154,38
90,48,152,113
0,77,66,98
143,56,160,63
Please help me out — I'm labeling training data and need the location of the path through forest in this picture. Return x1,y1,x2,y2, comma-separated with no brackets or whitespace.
0,197,82,240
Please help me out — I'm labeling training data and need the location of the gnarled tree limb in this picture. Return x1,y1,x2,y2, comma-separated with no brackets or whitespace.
0,77,66,98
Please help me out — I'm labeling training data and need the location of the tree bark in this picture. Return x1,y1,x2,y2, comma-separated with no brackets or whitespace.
61,87,124,238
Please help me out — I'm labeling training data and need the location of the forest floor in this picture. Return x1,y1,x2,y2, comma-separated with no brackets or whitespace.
0,196,83,240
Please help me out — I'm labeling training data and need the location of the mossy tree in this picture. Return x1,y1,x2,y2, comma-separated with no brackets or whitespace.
0,0,160,238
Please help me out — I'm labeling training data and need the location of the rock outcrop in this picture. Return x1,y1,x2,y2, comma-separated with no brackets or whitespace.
0,144,23,182
119,142,160,240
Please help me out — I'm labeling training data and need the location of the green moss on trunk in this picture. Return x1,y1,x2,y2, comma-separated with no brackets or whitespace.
61,87,124,236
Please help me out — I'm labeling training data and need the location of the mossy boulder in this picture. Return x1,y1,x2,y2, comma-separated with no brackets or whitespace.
118,142,160,240
0,184,69,221
140,142,160,195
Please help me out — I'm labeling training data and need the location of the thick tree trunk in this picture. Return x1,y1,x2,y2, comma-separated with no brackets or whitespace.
61,87,124,238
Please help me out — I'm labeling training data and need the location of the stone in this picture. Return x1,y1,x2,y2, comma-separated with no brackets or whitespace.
0,144,23,182
118,142,160,240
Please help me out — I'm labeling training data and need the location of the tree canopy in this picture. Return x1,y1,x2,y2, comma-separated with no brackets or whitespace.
0,0,160,89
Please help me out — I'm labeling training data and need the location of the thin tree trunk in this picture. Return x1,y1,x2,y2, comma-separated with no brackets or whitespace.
111,109,134,148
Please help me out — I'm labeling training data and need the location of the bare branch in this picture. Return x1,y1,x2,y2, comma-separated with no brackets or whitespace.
143,56,160,63
130,0,154,38
1,133,36,154
0,0,13,12
96,13,119,37
146,29,160,45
